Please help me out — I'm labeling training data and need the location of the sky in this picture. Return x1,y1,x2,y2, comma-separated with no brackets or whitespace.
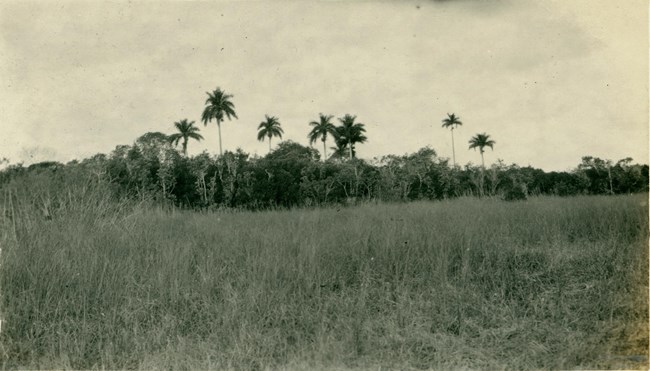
0,0,647,172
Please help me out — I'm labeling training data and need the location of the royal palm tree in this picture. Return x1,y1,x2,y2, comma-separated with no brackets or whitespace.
442,113,463,167
201,87,238,156
168,119,204,156
328,141,348,161
308,113,337,161
257,115,284,152
468,132,495,169
335,114,367,160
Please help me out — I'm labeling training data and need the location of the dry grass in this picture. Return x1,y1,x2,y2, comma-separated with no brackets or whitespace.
0,190,647,369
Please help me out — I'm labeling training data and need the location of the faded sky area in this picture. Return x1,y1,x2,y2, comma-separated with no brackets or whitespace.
0,0,647,171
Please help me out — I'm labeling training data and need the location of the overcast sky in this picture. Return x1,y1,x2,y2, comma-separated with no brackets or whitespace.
1,0,647,171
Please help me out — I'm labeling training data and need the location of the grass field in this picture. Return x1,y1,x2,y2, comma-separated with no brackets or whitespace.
0,192,648,370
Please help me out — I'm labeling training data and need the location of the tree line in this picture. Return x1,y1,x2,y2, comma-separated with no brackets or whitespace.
0,86,647,211
1,139,646,211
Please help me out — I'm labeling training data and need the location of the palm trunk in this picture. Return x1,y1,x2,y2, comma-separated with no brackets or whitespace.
217,119,223,156
269,137,272,153
182,140,188,156
451,128,456,167
322,139,327,161
349,144,353,160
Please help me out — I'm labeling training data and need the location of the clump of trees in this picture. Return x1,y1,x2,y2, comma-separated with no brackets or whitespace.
1,86,647,211
1,137,646,212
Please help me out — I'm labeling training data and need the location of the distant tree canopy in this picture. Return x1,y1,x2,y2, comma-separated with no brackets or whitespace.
1,134,646,211
3,82,644,211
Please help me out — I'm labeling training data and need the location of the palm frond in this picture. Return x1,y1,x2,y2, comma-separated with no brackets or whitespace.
335,114,368,158
202,87,238,125
442,113,462,129
469,133,495,151
170,119,203,154
187,132,204,141
168,133,182,146
308,113,336,145
257,115,283,143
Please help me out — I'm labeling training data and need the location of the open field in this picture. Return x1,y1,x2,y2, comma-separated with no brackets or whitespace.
0,193,648,369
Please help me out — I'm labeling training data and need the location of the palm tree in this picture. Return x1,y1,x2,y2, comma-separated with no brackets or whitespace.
335,114,367,160
328,140,348,161
168,119,204,156
257,115,284,152
308,113,337,161
468,132,495,169
442,113,463,167
201,87,238,156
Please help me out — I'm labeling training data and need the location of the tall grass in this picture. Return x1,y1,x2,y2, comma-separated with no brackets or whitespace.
1,189,647,369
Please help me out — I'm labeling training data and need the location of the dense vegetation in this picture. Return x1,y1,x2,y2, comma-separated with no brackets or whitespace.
0,181,647,369
0,135,646,211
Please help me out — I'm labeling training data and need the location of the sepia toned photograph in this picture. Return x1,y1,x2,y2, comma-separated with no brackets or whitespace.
0,0,648,369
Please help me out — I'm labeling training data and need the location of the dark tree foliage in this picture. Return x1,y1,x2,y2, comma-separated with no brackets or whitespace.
249,141,320,208
375,147,454,201
1,135,647,211
170,156,201,207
